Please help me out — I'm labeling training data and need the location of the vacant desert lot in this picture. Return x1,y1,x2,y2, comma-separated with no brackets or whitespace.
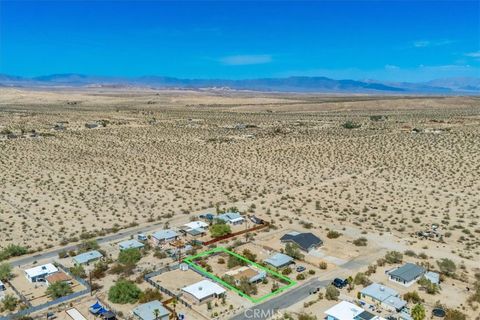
0,88,479,266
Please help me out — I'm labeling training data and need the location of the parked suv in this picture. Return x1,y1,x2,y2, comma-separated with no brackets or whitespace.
332,278,348,288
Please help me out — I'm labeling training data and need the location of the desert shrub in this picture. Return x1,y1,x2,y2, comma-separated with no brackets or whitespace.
437,258,456,277
404,250,417,257
70,265,86,278
297,313,317,320
384,251,403,264
325,285,340,300
46,282,73,299
138,288,163,303
411,304,426,320
285,243,304,260
0,245,28,261
404,291,423,303
118,248,142,265
326,230,341,239
1,294,19,311
108,279,141,304
353,272,371,286
296,273,305,280
418,277,439,294
353,237,368,246
444,308,466,320
0,263,13,281
342,121,361,129
210,220,231,238
282,267,292,275
319,261,327,270
242,249,257,262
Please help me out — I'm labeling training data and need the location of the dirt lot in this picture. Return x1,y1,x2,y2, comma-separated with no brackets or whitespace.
1,88,479,317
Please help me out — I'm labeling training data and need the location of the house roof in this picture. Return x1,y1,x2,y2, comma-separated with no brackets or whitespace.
118,239,144,250
186,228,205,236
424,271,440,284
280,232,323,251
73,250,103,264
217,212,244,222
132,301,170,320
361,283,399,302
152,229,178,241
183,221,208,230
25,263,58,278
264,252,294,267
46,272,71,284
383,295,407,310
324,301,364,320
225,266,262,281
182,279,226,300
388,263,426,282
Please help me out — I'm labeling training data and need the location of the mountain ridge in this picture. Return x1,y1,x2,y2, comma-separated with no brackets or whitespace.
1,73,479,94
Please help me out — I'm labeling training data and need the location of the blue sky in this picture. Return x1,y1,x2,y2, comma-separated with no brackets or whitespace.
0,1,479,82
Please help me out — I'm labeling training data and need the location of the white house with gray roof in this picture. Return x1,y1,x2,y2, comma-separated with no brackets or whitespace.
73,250,103,265
151,229,178,246
387,263,426,287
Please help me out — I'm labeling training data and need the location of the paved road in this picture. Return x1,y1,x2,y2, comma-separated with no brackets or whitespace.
230,278,330,320
9,220,170,267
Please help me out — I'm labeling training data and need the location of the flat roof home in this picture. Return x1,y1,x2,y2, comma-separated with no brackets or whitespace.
132,300,170,320
225,266,266,285
73,250,103,265
264,252,294,269
387,263,426,287
181,279,226,305
325,301,387,320
46,271,72,286
280,231,323,252
151,229,178,245
118,239,145,251
360,283,407,312
216,212,245,225
25,263,59,283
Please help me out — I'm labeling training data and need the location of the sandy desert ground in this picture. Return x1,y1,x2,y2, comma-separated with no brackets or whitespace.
0,88,479,317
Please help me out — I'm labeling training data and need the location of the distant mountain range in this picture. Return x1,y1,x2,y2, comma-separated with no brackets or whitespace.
1,73,479,94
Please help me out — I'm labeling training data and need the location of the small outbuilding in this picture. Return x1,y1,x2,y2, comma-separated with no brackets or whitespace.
118,239,144,251
424,271,440,285
132,300,170,320
264,252,294,269
73,250,103,265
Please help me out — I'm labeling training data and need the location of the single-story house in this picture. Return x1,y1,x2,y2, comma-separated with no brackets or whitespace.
387,263,426,287
183,221,209,231
25,263,59,283
225,266,266,285
280,231,323,252
151,229,179,246
46,271,72,286
264,252,294,269
324,300,386,320
186,228,206,237
0,280,5,291
118,239,145,251
216,212,245,225
132,300,170,320
424,271,440,285
73,250,103,265
360,283,407,312
181,279,226,304
325,300,362,320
